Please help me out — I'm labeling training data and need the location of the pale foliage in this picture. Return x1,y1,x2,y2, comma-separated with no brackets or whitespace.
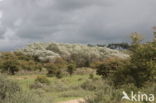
18,42,129,62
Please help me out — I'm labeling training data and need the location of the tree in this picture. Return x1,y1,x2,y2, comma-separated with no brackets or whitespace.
112,34,156,87
44,63,63,78
107,43,130,50
67,64,76,76
0,52,19,75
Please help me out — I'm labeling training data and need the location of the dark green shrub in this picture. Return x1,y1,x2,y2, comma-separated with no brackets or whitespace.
0,53,20,75
45,63,59,77
70,53,91,67
45,61,65,78
2,60,19,75
67,64,76,76
55,71,63,79
96,57,125,78
18,60,42,71
89,73,94,79
110,34,156,88
112,61,153,88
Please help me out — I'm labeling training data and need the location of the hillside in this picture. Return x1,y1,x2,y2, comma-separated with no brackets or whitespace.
18,42,129,62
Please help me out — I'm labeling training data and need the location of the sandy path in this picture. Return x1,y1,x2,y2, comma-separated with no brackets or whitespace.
57,98,85,103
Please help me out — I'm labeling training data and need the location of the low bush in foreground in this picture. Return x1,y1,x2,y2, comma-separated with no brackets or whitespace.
85,78,156,103
0,74,53,103
35,76,50,85
30,76,50,89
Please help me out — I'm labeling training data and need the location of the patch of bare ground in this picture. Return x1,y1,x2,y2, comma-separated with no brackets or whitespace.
57,98,85,103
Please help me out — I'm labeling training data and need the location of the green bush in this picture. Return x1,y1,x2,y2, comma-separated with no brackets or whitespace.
60,90,87,97
45,63,64,78
18,60,42,71
67,64,76,76
85,80,156,103
89,73,94,79
0,53,20,75
30,76,50,89
112,61,153,88
0,75,52,103
35,76,50,85
0,75,21,100
85,80,122,103
45,63,58,77
48,80,70,92
111,41,156,87
96,57,125,78
81,79,104,91
2,90,53,103
70,53,91,67
0,52,43,74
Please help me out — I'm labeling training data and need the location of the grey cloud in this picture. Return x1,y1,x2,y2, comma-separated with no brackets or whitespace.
54,0,112,11
0,0,156,50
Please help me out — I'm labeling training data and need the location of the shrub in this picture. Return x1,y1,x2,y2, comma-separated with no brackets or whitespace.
74,68,95,75
47,80,70,92
86,81,156,103
89,73,94,79
85,88,122,103
44,63,60,77
67,64,76,76
44,59,66,78
110,34,156,88
35,76,50,85
2,90,53,103
18,60,42,71
70,53,91,67
0,71,52,103
0,53,19,75
112,61,153,88
0,75,21,100
1,60,19,75
30,82,47,89
0,52,43,74
85,79,122,103
30,76,50,89
60,90,87,97
81,79,104,91
96,57,125,78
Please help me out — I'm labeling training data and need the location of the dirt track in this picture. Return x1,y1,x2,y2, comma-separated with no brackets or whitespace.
57,98,85,103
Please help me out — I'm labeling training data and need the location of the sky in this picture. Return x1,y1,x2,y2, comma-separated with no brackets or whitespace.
0,0,156,51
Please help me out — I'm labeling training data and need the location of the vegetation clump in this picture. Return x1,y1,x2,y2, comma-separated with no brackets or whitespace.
67,63,76,76
35,76,50,85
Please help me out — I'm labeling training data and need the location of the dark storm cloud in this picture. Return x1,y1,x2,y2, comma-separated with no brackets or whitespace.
0,0,156,50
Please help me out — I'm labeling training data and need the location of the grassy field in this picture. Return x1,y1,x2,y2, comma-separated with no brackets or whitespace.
8,74,97,102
